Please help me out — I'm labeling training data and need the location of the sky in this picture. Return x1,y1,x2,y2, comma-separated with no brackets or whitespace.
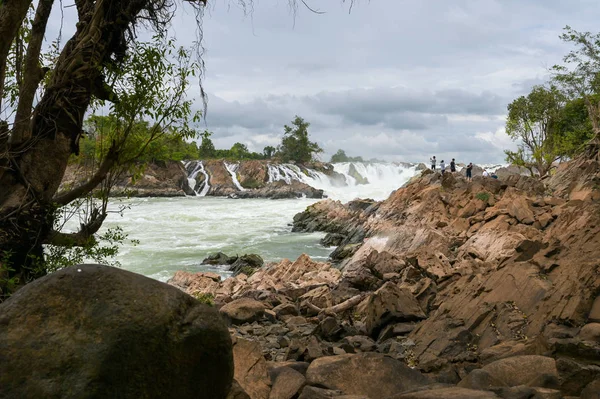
46,0,600,163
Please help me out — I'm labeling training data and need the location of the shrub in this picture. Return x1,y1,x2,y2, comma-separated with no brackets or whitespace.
476,192,490,202
193,292,215,306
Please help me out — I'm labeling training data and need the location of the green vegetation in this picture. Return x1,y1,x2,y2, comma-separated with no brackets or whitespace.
476,192,490,202
505,26,600,173
330,149,365,163
278,116,323,163
193,292,215,306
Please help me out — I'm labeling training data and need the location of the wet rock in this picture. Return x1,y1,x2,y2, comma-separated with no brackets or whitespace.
230,254,265,276
0,265,233,399
305,353,430,398
203,252,238,265
221,298,266,325
364,282,426,338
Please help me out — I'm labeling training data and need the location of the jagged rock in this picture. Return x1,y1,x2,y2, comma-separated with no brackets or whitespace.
233,338,271,399
389,386,499,398
556,357,600,396
268,366,306,399
589,296,600,323
298,386,362,399
230,254,265,276
340,335,376,353
0,265,233,399
203,252,238,265
364,282,426,338
305,353,430,398
273,303,299,318
220,298,266,325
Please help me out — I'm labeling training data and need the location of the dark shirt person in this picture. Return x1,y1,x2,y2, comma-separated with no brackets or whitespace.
466,163,473,181
450,159,456,173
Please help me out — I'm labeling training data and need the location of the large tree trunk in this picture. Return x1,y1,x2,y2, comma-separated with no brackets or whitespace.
0,0,157,295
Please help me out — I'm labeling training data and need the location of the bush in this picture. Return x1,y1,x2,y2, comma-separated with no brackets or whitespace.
476,192,490,202
193,292,215,306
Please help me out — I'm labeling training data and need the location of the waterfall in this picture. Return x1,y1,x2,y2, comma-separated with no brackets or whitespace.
224,162,245,191
184,161,210,196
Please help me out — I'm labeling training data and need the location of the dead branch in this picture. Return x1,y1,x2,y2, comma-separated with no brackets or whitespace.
306,293,366,315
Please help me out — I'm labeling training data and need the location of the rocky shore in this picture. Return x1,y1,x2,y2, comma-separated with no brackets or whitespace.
167,157,600,398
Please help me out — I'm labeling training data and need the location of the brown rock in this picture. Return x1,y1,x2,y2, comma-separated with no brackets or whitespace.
480,355,558,388
233,338,271,399
589,296,600,323
581,379,600,399
227,379,252,399
578,323,600,342
269,367,305,399
364,282,426,337
390,386,499,398
221,298,266,325
0,265,233,399
305,353,429,398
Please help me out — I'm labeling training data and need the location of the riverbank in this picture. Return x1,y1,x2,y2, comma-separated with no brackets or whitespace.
168,157,600,398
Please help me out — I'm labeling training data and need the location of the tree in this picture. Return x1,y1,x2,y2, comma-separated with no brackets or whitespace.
552,26,600,159
278,116,323,163
229,142,249,160
0,0,203,296
263,146,276,159
555,96,596,157
330,149,349,163
504,86,565,177
198,130,216,158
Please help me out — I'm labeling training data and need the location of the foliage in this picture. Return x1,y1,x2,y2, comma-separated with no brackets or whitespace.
552,26,600,155
198,130,216,158
555,96,596,157
278,116,323,163
263,146,276,159
475,192,490,202
330,149,364,163
193,292,215,306
504,86,565,177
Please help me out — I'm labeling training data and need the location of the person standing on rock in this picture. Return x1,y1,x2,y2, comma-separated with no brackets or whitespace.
450,158,456,173
466,162,473,181
440,160,446,175
430,156,436,171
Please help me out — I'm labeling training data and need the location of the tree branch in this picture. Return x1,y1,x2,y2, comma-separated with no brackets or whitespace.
53,144,119,206
44,208,106,247
11,0,55,144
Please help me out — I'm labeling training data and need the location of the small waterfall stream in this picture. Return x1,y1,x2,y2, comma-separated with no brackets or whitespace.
224,162,245,191
184,161,210,196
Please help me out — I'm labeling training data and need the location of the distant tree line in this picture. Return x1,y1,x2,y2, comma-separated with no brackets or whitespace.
78,115,324,165
505,26,600,177
329,149,364,163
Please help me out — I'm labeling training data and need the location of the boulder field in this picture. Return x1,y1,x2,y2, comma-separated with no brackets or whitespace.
169,157,600,398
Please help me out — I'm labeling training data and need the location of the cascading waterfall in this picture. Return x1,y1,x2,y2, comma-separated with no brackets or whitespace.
183,160,420,201
224,162,245,191
184,161,210,196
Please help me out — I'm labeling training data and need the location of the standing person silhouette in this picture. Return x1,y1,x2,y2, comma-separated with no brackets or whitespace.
450,158,456,173
440,160,446,175
466,162,473,181
430,156,436,171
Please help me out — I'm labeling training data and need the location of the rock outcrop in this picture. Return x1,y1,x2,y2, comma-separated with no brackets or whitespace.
0,264,233,399
167,158,600,398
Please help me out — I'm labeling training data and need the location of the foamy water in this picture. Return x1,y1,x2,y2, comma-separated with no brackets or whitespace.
65,162,420,281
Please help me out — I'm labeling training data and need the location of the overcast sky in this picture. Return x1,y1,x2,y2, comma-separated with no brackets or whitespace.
48,0,600,163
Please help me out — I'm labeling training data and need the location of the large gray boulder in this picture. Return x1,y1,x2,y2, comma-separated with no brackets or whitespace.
0,264,233,399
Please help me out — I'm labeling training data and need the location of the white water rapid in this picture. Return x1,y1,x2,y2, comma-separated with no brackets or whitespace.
184,160,210,196
224,162,245,191
67,162,421,282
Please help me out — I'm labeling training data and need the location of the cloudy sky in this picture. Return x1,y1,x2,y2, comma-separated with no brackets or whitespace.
48,0,600,163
